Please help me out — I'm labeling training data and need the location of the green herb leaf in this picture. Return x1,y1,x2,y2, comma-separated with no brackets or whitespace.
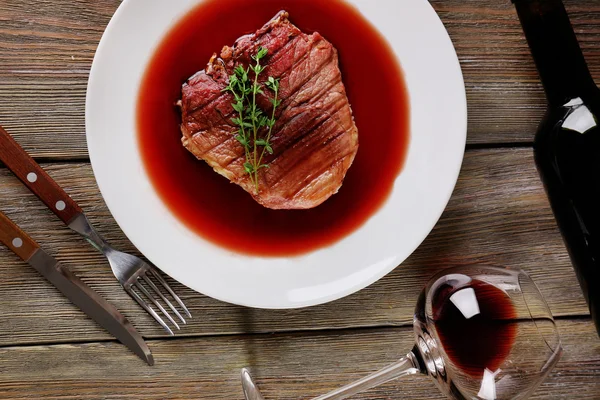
252,65,265,75
235,65,245,77
265,77,280,91
244,162,255,174
232,102,244,113
252,83,263,95
236,135,249,147
253,46,268,61
226,49,280,193
259,116,269,128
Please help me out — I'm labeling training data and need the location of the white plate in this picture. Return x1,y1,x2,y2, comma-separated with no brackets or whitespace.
86,0,467,309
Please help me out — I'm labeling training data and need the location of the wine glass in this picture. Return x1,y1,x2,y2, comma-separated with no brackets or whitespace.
240,266,563,400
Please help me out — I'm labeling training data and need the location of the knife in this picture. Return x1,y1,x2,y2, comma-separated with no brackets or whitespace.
0,210,154,365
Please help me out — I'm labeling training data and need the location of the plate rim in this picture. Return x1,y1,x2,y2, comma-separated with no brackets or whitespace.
86,0,467,309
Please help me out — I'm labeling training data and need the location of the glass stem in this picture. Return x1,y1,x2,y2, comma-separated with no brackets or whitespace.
311,352,421,400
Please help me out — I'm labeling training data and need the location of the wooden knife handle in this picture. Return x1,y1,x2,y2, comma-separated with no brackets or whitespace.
0,126,82,225
0,212,39,262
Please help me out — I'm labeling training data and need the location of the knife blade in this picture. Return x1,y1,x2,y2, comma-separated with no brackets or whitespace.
0,211,153,365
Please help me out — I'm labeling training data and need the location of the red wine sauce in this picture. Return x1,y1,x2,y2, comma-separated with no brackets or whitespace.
137,0,410,257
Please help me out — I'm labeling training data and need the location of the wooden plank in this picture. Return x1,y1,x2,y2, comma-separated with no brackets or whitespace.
0,319,597,399
0,148,589,346
1,0,600,159
0,0,118,159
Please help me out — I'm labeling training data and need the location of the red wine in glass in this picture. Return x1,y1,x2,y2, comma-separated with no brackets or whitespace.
432,279,518,378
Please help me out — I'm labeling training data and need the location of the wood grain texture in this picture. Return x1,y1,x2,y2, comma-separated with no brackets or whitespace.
0,0,117,159
1,0,600,159
0,319,597,400
0,148,589,345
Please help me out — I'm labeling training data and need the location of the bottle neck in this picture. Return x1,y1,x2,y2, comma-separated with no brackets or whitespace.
514,0,596,107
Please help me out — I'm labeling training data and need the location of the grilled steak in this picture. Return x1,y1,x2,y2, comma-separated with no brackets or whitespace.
179,11,359,209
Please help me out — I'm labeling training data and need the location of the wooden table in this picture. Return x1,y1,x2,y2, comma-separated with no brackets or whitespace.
1,0,599,398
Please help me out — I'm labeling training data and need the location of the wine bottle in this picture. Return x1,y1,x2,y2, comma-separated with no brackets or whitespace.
514,0,600,336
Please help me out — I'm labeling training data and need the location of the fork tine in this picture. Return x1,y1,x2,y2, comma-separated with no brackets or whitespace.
129,286,174,336
135,280,180,331
150,269,192,318
142,274,186,324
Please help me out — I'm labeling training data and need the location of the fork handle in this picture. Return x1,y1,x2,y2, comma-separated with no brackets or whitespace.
0,126,82,225
0,211,39,262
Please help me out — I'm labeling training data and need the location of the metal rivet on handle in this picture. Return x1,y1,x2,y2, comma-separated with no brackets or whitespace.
56,200,66,211
12,238,23,248
27,172,37,183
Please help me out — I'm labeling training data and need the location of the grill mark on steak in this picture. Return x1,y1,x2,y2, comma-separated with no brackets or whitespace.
266,92,349,172
217,58,343,171
195,35,334,142
182,33,307,121
187,48,339,176
274,48,337,117
179,11,359,209
267,108,350,191
288,137,355,200
182,38,329,164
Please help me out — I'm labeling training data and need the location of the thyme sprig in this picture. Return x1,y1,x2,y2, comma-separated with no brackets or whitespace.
223,47,280,192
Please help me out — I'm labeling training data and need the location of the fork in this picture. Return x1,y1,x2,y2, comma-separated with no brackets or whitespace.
0,126,191,335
